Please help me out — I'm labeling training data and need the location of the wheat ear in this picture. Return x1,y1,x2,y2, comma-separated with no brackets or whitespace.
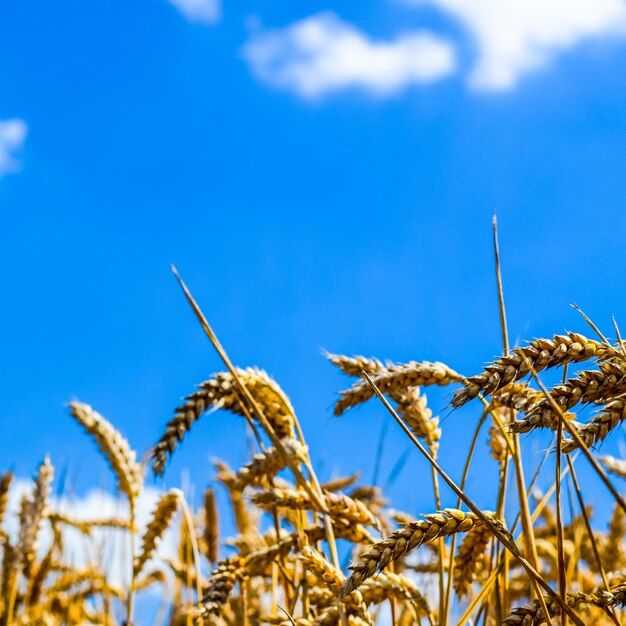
599,455,626,480
339,509,485,599
519,361,626,432
17,457,54,575
452,514,495,597
251,487,378,527
134,490,180,577
453,332,619,407
203,487,219,563
151,367,295,475
0,472,12,529
335,361,462,416
69,401,142,502
562,396,626,453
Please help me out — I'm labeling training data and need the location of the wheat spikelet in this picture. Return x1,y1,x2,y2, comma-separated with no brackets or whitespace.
250,487,378,527
203,487,219,563
232,439,308,490
453,514,494,597
299,546,345,593
487,423,509,462
196,557,243,617
562,397,626,453
587,581,626,607
488,383,543,412
453,332,618,408
151,367,295,475
510,409,579,435
335,361,462,416
135,569,166,591
299,545,373,625
26,528,59,607
599,455,626,480
322,474,361,492
166,557,207,592
0,472,12,530
17,457,54,577
134,490,180,576
504,582,626,625
48,568,107,594
503,596,561,625
394,388,441,456
69,401,142,501
214,460,255,537
520,361,626,431
339,509,483,599
349,485,388,512
325,353,386,377
603,503,626,573
0,539,17,615
332,521,376,545
241,525,371,578
360,571,432,619
328,353,443,454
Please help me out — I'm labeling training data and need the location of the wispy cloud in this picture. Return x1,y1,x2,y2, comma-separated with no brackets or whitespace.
416,0,626,89
0,118,27,178
243,12,456,99
166,0,221,25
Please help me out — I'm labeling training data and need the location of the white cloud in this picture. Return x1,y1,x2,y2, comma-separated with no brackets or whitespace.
416,0,626,89
242,12,456,99
166,0,220,25
6,480,179,588
0,118,27,177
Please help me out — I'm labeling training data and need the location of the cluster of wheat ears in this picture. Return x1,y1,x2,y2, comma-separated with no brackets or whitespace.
4,233,626,626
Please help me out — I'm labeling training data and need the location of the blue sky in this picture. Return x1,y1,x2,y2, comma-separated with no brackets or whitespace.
3,0,626,523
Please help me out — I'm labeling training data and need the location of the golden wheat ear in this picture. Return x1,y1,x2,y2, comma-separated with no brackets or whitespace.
324,351,386,377
17,457,54,576
335,360,462,416
339,509,484,599
150,367,296,476
69,401,143,503
453,332,620,408
0,472,13,530
134,490,180,578
202,487,219,563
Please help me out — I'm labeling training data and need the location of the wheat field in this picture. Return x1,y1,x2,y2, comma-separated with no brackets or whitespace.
3,238,626,626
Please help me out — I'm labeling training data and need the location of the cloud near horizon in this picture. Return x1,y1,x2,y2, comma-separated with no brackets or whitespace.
0,118,27,177
5,479,178,589
166,0,221,25
243,12,456,99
